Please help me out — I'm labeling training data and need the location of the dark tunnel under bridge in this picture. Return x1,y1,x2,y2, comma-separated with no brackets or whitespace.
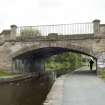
12,47,97,73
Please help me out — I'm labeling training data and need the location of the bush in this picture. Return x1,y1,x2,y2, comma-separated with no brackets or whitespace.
20,28,41,37
45,52,83,76
100,70,105,79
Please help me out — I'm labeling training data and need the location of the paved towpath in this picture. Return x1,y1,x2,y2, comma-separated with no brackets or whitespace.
44,67,105,105
63,70,105,105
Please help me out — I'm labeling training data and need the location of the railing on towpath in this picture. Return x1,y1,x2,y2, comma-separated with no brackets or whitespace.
17,22,93,36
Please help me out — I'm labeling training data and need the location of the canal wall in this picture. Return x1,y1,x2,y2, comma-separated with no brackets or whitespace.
0,73,37,83
43,75,65,105
0,71,56,84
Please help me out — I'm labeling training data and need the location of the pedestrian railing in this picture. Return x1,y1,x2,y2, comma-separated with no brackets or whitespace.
17,22,93,36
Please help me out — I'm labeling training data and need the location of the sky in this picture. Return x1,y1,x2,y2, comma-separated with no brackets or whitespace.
0,0,105,31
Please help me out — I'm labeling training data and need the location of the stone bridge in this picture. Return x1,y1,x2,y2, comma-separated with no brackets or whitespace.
0,19,105,73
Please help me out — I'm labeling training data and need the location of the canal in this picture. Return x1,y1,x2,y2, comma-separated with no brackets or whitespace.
0,77,53,105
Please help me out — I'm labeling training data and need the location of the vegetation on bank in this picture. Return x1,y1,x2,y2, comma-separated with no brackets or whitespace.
45,52,84,76
0,70,14,76
100,70,105,79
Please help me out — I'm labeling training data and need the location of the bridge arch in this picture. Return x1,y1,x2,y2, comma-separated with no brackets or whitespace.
11,42,97,73
12,44,95,59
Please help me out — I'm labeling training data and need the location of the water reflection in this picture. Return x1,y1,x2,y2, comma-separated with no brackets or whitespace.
0,78,52,105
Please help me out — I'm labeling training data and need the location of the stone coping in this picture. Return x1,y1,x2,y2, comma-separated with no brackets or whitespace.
0,73,37,83
43,75,65,105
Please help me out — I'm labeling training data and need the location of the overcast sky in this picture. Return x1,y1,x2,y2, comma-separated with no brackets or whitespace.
0,0,105,31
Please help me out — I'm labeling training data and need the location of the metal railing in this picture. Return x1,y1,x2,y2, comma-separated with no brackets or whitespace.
17,22,93,36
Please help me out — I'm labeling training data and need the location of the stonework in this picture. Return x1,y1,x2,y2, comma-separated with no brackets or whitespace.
0,20,104,73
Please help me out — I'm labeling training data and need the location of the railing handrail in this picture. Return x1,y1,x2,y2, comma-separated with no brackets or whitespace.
18,22,93,28
17,22,94,36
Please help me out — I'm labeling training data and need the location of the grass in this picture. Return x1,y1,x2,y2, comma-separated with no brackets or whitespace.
100,70,105,79
0,70,14,76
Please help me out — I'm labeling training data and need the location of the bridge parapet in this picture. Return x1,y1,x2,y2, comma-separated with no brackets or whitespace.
93,19,100,35
100,24,105,35
93,19,105,36
16,22,93,36
14,34,94,42
1,19,105,42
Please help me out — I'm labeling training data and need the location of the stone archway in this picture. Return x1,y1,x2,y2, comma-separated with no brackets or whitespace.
12,43,95,59
11,43,96,73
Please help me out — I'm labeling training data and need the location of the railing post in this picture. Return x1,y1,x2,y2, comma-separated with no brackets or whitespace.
10,24,17,40
93,19,100,36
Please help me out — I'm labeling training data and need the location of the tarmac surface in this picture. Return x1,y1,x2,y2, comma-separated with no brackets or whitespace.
63,70,105,105
44,67,105,105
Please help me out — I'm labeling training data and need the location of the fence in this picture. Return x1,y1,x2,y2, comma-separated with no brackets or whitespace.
17,22,93,36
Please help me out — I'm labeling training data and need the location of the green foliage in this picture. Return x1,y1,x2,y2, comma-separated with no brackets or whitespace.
45,52,83,76
20,28,41,37
100,70,105,79
0,70,14,76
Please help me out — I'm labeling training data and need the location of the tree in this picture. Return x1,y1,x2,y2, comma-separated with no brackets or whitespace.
45,52,83,72
20,27,41,37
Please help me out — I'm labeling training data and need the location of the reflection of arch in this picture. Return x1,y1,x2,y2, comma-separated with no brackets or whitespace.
12,44,95,59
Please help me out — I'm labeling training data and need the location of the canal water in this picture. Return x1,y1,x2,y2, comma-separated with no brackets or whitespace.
0,77,53,105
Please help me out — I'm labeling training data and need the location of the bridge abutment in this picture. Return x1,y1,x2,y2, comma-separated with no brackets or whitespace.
12,58,45,73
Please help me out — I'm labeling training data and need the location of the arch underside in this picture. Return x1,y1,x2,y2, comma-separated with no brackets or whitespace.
12,45,96,73
12,45,95,60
